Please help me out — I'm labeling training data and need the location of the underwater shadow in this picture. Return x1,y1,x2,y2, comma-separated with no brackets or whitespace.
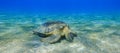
77,35,108,53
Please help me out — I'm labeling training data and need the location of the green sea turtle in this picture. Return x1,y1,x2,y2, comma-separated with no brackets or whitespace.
33,21,76,44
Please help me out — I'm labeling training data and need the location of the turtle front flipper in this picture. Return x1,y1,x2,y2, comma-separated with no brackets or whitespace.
65,32,76,42
40,34,61,44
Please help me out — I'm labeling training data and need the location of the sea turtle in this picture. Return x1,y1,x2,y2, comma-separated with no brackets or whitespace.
33,21,76,44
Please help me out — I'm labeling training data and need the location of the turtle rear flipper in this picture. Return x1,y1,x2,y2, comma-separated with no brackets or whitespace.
33,31,48,37
40,34,61,44
65,32,77,42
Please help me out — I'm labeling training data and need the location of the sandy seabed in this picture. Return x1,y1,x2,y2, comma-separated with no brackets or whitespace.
0,14,120,53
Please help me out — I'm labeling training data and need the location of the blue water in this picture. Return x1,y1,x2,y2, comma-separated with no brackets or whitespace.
0,0,120,14
0,0,120,53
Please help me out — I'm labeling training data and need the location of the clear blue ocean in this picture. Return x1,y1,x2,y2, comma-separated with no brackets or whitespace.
0,0,120,53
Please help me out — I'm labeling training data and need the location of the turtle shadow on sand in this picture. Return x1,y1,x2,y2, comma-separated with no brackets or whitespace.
33,21,77,44
76,34,108,53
